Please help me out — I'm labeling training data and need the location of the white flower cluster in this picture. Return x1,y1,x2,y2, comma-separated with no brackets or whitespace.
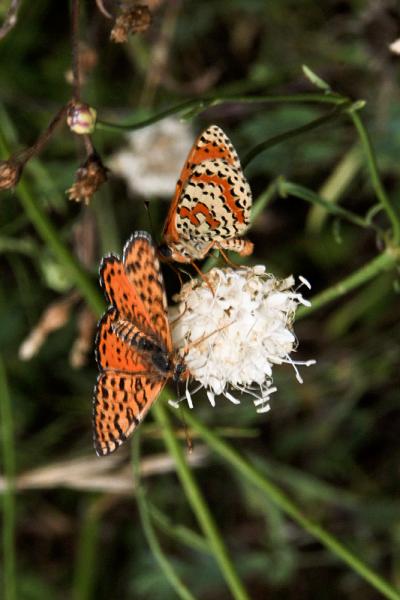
170,266,315,413
108,117,193,197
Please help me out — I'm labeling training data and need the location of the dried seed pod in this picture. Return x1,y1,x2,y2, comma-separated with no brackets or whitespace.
110,4,152,43
0,158,23,190
67,153,108,205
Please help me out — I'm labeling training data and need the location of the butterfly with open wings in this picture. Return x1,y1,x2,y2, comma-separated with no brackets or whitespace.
93,230,185,456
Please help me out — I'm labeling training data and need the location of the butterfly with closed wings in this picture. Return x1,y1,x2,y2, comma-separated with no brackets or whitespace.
158,124,254,264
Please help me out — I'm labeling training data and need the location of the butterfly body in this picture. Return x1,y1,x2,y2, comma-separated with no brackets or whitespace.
159,125,254,264
93,231,183,456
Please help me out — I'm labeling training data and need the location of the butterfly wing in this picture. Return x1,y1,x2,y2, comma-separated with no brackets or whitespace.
162,125,253,262
100,231,171,351
93,308,165,456
100,255,154,336
177,124,242,184
122,231,172,351
94,372,165,456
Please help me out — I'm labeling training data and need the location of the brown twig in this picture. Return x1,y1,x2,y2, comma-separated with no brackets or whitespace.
71,0,81,100
0,0,20,40
0,447,208,494
83,134,95,155
20,104,69,163
95,0,112,19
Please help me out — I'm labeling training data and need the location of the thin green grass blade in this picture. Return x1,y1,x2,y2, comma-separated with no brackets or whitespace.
132,435,196,600
153,400,251,600
0,358,16,600
181,409,400,600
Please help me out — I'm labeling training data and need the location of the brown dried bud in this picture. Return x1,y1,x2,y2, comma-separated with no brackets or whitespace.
67,153,108,205
0,159,23,190
110,4,152,43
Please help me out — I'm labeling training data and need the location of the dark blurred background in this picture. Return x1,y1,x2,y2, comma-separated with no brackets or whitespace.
1,0,400,598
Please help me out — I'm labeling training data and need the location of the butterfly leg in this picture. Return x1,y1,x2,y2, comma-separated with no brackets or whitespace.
190,260,215,295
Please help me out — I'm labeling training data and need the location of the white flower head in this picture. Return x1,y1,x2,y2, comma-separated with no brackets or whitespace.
170,266,315,414
108,117,193,197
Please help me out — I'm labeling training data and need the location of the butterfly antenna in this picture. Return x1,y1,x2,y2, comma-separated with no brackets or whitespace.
143,200,159,244
179,405,194,454
175,378,194,454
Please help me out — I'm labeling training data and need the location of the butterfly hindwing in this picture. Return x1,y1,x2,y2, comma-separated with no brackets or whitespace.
177,159,251,240
93,371,165,456
95,307,152,373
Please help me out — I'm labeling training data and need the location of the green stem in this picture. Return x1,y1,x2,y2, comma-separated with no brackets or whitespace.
181,409,400,600
96,92,347,132
242,104,350,169
297,250,398,319
148,503,211,556
153,400,251,600
132,435,196,600
0,134,104,315
17,179,104,315
251,180,277,222
279,180,369,229
73,500,100,600
0,358,17,600
349,111,400,243
306,144,362,233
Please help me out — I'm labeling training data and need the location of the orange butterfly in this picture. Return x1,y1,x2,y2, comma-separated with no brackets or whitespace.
93,231,184,456
158,124,254,264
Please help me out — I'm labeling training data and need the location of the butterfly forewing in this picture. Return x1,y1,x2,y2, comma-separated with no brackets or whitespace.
100,255,154,337
123,233,171,350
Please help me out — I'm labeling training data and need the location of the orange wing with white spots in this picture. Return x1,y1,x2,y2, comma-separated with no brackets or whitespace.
93,231,175,456
160,125,254,263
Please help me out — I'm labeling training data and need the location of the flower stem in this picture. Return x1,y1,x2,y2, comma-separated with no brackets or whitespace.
153,400,251,600
306,143,362,233
96,92,347,132
279,179,370,229
242,103,350,169
349,110,400,244
0,125,104,315
297,250,398,319
71,0,81,100
251,180,278,222
0,358,17,600
17,178,104,315
20,105,68,163
132,435,197,600
72,500,100,600
181,409,400,600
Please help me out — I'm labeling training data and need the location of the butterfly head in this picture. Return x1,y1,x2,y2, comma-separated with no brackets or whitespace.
173,358,187,383
157,243,173,261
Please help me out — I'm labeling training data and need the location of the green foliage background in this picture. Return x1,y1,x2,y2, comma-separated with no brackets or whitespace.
1,1,400,598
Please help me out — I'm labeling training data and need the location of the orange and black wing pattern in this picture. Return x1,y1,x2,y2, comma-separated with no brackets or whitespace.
93,231,172,456
161,125,253,263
